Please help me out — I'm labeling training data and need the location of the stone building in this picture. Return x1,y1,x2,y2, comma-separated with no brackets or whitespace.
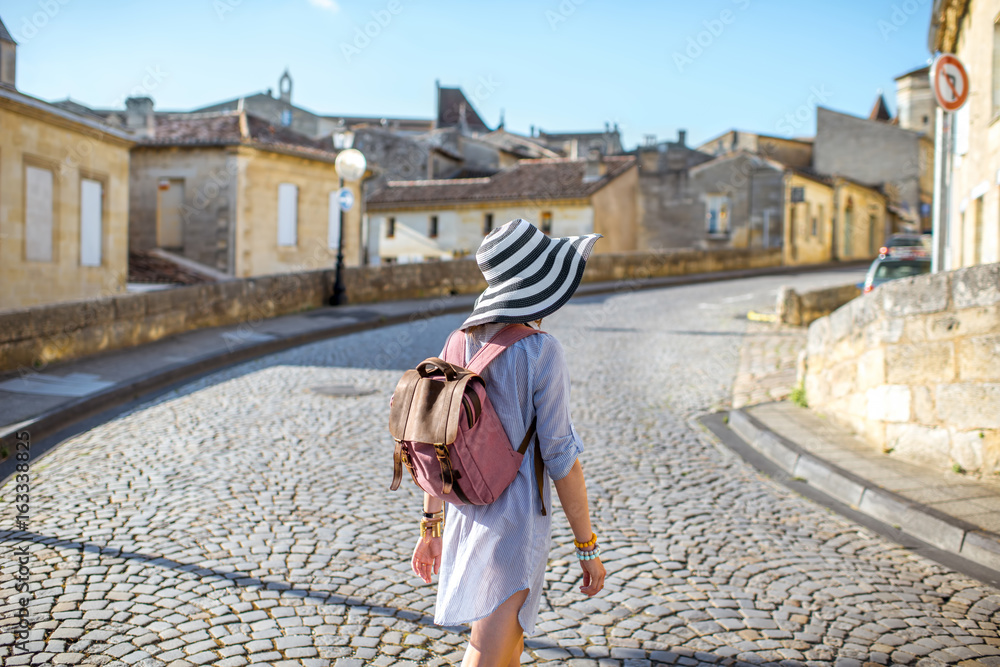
813,106,933,231
687,151,787,250
930,0,1000,267
127,105,364,278
696,130,813,169
536,124,624,157
634,130,715,249
894,65,935,141
0,17,135,311
366,155,638,264
782,170,888,265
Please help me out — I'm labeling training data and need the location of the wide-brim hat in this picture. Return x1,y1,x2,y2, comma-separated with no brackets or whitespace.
461,218,602,329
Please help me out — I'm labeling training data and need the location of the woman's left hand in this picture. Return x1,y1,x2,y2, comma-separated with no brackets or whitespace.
411,536,442,584
579,557,606,596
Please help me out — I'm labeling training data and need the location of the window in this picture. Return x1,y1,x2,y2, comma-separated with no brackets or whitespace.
483,212,494,236
817,204,825,239
277,183,298,246
429,215,438,238
80,178,103,266
706,195,730,234
281,109,293,126
386,216,396,238
25,165,54,262
973,196,984,265
994,18,1000,117
541,211,553,235
156,178,185,248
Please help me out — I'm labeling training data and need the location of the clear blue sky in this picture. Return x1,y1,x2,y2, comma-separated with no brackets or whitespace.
3,0,933,148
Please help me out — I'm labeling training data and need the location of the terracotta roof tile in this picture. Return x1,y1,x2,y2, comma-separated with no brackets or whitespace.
368,156,636,208
141,111,336,159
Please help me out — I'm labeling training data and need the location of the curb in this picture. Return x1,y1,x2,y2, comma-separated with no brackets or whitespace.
727,408,1000,573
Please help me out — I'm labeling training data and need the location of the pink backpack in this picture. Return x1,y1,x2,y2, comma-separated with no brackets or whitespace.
388,324,547,515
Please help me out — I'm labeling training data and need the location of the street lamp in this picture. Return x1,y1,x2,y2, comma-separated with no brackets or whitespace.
331,148,367,306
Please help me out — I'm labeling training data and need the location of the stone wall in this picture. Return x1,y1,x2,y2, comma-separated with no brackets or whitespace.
778,283,861,326
803,262,1000,473
0,246,781,373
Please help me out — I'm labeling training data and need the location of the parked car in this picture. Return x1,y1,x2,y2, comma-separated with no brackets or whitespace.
878,233,931,256
861,247,931,293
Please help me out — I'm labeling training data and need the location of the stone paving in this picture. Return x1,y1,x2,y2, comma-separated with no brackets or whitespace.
3,269,1000,666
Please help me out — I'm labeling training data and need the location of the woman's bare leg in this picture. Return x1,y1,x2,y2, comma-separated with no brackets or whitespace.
461,588,529,667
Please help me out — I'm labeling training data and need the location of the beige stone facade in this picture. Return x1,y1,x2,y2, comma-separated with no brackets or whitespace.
0,88,133,310
128,112,364,279
832,178,887,261
367,156,639,264
931,0,1000,267
804,261,1000,473
783,172,835,265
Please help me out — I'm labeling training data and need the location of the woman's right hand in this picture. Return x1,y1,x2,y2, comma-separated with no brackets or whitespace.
579,557,606,596
411,536,442,584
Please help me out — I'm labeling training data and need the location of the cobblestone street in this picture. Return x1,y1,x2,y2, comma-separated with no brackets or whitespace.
3,269,999,667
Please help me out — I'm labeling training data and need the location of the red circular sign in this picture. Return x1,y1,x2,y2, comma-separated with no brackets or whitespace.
931,54,969,112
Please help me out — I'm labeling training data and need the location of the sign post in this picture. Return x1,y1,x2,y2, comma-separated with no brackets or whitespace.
929,54,969,273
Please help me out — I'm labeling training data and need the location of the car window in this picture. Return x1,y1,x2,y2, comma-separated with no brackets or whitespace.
874,261,931,280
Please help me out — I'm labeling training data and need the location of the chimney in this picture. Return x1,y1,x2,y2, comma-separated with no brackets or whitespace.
677,129,686,147
530,124,535,137
583,148,605,182
125,96,155,137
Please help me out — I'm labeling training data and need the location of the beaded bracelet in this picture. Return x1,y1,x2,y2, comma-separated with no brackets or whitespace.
573,532,597,549
576,546,601,561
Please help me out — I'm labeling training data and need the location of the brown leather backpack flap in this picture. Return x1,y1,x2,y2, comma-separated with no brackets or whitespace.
389,361,478,445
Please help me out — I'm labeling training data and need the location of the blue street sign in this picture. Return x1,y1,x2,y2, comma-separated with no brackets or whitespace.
337,188,354,212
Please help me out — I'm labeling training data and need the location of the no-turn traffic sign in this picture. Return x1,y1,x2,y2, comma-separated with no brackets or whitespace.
931,53,969,112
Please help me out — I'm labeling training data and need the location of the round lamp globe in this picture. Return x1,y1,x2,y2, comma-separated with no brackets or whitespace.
335,149,367,182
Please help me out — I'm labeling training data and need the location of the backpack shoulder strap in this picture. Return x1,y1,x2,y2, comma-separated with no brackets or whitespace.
466,324,543,375
442,329,466,366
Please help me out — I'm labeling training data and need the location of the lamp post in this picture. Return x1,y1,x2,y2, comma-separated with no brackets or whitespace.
331,148,367,306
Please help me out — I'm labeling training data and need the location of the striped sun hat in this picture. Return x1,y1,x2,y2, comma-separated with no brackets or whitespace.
461,218,602,329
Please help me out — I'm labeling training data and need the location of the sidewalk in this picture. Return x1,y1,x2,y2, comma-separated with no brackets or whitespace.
720,317,1000,579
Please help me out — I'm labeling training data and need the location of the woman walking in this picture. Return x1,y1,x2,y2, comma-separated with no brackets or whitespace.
410,218,606,666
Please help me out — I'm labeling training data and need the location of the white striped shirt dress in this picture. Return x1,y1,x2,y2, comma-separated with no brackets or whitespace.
433,322,584,635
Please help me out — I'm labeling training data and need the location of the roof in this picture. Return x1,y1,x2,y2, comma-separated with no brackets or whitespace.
688,150,786,176
869,94,892,122
437,86,490,133
0,87,135,143
478,129,561,159
138,111,337,160
0,16,15,44
895,65,930,81
368,155,636,209
785,166,833,187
